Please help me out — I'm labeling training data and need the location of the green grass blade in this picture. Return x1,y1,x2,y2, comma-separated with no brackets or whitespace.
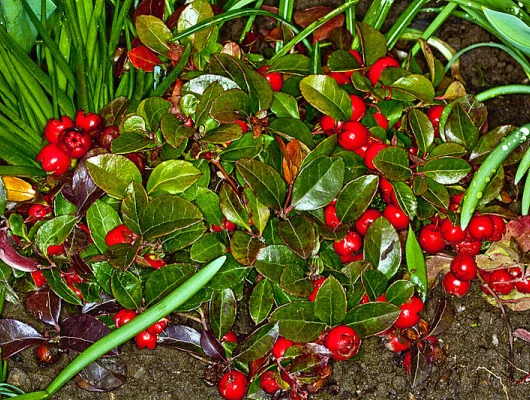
386,0,429,49
522,173,530,215
0,166,45,177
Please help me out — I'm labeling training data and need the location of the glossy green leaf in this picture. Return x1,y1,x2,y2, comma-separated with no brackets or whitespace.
141,195,203,240
270,302,326,342
144,264,195,306
220,133,263,161
243,187,269,236
53,192,76,216
86,154,142,199
421,178,449,210
177,0,214,52
137,97,172,131
428,143,467,160
249,279,274,325
233,322,279,362
392,181,417,219
364,217,401,280
277,215,315,259
111,132,154,154
386,280,414,306
292,156,344,211
255,245,304,283
136,15,172,54
405,225,428,300
301,135,338,168
373,147,411,181
423,157,471,185
314,276,347,326
161,113,195,149
207,255,248,291
344,302,400,338
105,242,141,270
356,22,387,66
269,117,314,149
390,74,434,103
408,109,434,154
209,288,237,339
219,183,250,230
230,231,265,266
280,264,313,298
195,188,223,227
162,222,206,252
146,160,202,196
270,93,300,119
34,216,76,257
361,270,387,301
268,54,311,75
300,75,352,121
42,269,82,306
336,175,379,223
111,270,143,310
121,181,148,235
91,261,114,295
209,89,250,124
202,124,242,144
86,200,121,254
190,233,226,263
327,49,361,72
483,8,530,56
236,158,286,210
443,102,479,150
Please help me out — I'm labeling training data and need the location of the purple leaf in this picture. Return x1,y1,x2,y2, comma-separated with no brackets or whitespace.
71,254,94,279
0,319,45,359
0,228,39,272
429,300,454,337
62,160,103,216
513,328,530,343
158,325,203,354
133,0,165,21
75,356,127,392
200,330,226,361
410,345,432,388
26,288,61,331
59,315,117,355
64,227,89,257
82,293,122,316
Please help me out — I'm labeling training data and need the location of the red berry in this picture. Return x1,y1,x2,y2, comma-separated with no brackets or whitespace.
426,105,444,138
99,126,120,149
393,296,423,329
488,215,506,242
234,120,248,133
218,370,248,400
31,270,47,288
329,72,350,85
490,269,515,295
257,66,283,91
443,272,470,297
333,230,362,256
325,325,361,361
222,331,239,344
364,143,387,170
440,219,467,243
509,267,523,279
373,112,389,130
455,239,482,256
212,224,223,233
37,143,71,176
147,319,168,335
349,49,363,66
135,330,157,349
516,277,530,294
69,284,83,300
379,177,394,204
144,254,166,269
450,254,477,281
75,110,102,134
308,277,326,302
222,218,237,231
355,209,381,236
47,244,64,256
44,116,74,144
35,342,61,365
349,95,367,122
260,370,280,394
320,115,344,134
403,350,411,374
105,224,138,246
324,204,341,228
468,215,494,241
338,122,369,151
272,337,293,359
383,204,409,230
114,309,138,328
60,129,92,159
418,224,446,254
368,56,400,86
28,204,50,220
384,329,410,352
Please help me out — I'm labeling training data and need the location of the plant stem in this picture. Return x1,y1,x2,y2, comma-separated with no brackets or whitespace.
43,257,226,397
211,159,239,193
475,85,530,102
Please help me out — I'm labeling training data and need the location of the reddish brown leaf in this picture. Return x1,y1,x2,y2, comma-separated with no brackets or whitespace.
505,216,530,252
0,319,45,359
133,0,165,22
26,288,61,331
59,315,117,355
294,7,345,41
75,357,127,392
167,5,186,29
128,46,162,72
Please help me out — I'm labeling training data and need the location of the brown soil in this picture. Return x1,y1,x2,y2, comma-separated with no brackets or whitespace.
5,1,530,399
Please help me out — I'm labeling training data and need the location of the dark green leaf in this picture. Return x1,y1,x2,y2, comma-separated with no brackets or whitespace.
280,264,313,298
328,49,361,71
364,217,401,279
422,178,449,210
177,0,214,52
106,242,140,270
219,183,250,230
390,75,434,103
162,222,206,252
361,270,387,301
86,200,121,254
338,151,368,182
243,187,269,236
86,154,142,199
190,233,226,263
207,255,248,291
203,124,243,144
111,132,154,154
146,160,202,196
423,157,471,185
268,54,311,75
161,113,195,149
301,135,338,168
111,270,143,310
373,147,411,181
356,22,387,66
427,143,467,160
236,158,286,210
195,188,223,226
408,109,434,155
277,215,315,259
144,264,194,306
314,276,347,326
249,279,274,325
269,118,314,149
405,225,428,300
53,192,76,216
220,133,263,161
91,261,114,295
392,181,417,219
292,156,344,211
255,245,304,283
42,269,82,305
209,288,237,339
270,302,326,342
34,216,77,257
141,195,203,240
344,302,401,338
469,125,513,164
233,322,279,362
121,181,148,235
386,280,414,306
0,178,6,216
270,93,300,119
300,75,352,121
136,15,171,54
230,231,265,266
137,97,172,131
209,89,250,124
336,175,379,223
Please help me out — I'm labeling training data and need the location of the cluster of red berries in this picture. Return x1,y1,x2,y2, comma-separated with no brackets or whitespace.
37,111,120,176
105,224,167,269
480,265,530,297
114,309,167,349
